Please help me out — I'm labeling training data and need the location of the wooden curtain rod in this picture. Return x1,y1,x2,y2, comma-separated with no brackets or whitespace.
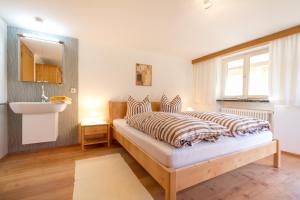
192,24,300,64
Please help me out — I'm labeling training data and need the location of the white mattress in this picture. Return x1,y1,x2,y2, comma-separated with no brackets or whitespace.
113,119,273,169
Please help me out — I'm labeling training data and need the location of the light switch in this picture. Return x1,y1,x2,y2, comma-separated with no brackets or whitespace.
70,88,77,93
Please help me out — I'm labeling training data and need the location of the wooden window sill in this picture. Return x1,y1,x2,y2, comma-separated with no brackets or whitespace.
216,99,270,103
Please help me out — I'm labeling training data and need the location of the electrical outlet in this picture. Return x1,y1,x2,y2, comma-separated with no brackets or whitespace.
70,88,77,94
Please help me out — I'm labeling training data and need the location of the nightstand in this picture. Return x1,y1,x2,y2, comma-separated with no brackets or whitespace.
80,122,110,151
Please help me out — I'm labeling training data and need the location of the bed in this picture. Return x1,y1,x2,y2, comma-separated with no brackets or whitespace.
109,101,281,200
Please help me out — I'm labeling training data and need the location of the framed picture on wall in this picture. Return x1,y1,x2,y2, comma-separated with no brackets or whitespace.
136,63,152,86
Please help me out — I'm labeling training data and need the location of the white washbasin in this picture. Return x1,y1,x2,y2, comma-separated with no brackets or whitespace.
9,102,68,114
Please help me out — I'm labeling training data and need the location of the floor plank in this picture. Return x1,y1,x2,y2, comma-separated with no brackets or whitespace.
0,144,299,200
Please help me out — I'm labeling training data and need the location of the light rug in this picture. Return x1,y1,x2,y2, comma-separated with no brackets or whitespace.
73,153,154,200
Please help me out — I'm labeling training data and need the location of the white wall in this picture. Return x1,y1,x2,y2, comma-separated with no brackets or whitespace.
78,39,193,121
274,106,300,155
0,18,7,103
0,18,8,159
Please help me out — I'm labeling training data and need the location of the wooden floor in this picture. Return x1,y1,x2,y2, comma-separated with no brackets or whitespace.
0,144,300,200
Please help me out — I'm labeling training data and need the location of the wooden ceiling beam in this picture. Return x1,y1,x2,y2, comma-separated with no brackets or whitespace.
192,24,300,64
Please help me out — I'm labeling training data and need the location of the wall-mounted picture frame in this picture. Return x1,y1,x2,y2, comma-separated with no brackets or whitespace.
136,63,152,86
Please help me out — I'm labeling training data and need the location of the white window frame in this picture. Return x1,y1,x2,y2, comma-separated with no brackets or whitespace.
221,47,270,100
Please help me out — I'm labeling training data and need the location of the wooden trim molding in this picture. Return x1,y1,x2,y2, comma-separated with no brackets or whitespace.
192,24,300,64
282,151,300,158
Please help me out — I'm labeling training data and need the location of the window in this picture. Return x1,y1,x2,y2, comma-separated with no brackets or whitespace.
248,52,269,96
224,59,244,97
222,48,270,99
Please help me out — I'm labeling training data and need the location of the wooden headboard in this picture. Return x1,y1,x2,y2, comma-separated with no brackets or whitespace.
108,101,160,124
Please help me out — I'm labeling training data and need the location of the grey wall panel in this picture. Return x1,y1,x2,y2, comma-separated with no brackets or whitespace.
0,104,8,159
7,26,78,153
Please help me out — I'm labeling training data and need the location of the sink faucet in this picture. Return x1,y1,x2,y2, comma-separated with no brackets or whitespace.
41,84,49,102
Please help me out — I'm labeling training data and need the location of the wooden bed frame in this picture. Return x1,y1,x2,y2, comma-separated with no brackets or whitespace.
109,101,281,200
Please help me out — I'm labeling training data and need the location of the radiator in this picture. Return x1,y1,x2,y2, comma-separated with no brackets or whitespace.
221,108,273,123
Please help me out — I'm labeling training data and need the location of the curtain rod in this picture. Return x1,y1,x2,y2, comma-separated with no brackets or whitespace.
192,24,300,64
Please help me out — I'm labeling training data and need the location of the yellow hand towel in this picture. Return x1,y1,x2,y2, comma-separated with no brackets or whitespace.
50,96,72,102
50,96,72,104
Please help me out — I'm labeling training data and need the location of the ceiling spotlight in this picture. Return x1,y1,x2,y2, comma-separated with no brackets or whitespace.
34,16,44,24
203,0,213,9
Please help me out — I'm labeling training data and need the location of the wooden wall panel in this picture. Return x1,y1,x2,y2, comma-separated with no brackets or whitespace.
7,26,78,153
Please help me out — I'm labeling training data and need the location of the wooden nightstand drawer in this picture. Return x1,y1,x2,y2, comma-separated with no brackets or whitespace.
84,126,108,135
80,122,111,151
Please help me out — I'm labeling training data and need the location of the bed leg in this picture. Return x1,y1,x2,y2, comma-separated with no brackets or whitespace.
165,172,176,200
273,140,281,168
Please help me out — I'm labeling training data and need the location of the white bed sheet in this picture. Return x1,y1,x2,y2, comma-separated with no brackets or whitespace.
113,119,273,169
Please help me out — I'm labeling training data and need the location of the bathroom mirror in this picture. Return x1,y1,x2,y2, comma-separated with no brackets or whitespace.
18,34,64,84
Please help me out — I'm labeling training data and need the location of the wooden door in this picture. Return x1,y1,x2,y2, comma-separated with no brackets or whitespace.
35,64,43,82
20,42,34,81
43,64,58,83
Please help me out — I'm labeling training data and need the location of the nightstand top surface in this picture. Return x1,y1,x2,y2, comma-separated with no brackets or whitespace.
81,121,109,126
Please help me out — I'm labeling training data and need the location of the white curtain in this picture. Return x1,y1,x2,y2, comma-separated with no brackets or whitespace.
193,58,221,111
270,33,300,106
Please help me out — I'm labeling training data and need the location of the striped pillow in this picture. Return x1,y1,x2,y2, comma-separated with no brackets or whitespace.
125,96,152,119
160,94,182,113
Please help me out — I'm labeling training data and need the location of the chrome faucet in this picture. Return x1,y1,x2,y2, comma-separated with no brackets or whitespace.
41,84,49,102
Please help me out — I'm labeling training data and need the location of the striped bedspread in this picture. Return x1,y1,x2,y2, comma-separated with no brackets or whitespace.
127,112,229,148
181,112,270,136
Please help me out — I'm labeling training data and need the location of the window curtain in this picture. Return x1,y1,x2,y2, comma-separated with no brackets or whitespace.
193,58,221,111
270,33,300,106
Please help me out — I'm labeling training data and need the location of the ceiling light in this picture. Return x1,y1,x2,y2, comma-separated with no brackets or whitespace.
34,16,44,24
9,15,67,36
203,0,213,9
